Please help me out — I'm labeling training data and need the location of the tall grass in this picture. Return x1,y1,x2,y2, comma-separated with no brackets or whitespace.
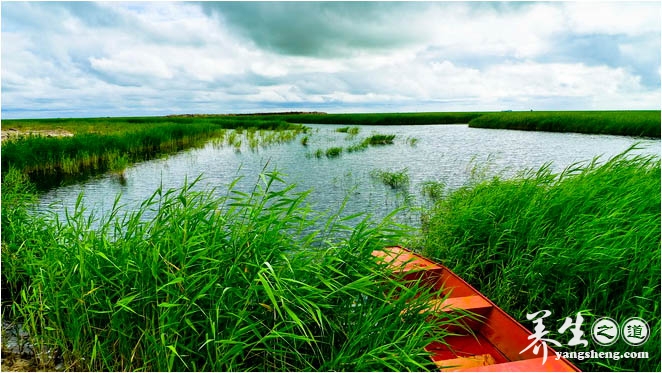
325,147,343,158
2,115,304,134
346,142,369,153
1,117,308,189
211,128,307,152
1,122,223,189
370,168,410,190
420,181,445,201
468,111,661,138
420,149,661,372
362,134,396,146
257,111,660,137
405,137,419,147
308,133,396,157
335,126,360,135
311,149,324,159
1,171,467,371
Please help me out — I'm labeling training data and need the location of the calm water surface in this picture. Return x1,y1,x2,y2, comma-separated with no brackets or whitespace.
38,124,661,227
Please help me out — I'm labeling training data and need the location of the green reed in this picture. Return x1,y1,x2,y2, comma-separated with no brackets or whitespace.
255,111,659,137
468,111,661,138
1,122,222,189
370,168,410,190
346,142,369,153
336,127,360,135
267,112,486,126
312,149,324,158
325,147,343,158
420,181,445,201
420,148,661,372
362,134,396,146
2,115,305,134
2,171,472,371
1,117,308,189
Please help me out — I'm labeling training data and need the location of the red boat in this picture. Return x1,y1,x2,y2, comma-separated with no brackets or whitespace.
372,246,580,372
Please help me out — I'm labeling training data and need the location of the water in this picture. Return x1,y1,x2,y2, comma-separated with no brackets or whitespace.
38,124,660,227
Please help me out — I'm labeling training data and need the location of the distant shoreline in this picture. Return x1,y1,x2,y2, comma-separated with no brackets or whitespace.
2,110,660,138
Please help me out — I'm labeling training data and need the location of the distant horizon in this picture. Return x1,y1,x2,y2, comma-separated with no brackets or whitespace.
2,2,660,119
11,107,662,121
4,108,662,122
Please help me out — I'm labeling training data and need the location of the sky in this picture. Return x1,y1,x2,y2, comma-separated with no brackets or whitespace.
1,1,660,119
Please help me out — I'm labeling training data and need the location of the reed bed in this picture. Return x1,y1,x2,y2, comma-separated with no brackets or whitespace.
2,115,302,134
269,112,486,126
1,123,222,189
1,117,308,189
468,111,661,138
420,148,661,372
210,128,307,151
3,111,659,371
310,133,397,158
1,171,471,371
260,111,659,137
6,110,656,140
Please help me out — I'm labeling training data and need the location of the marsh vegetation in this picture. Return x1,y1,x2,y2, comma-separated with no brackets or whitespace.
1,117,307,189
419,149,660,371
2,171,465,371
335,126,360,135
468,110,660,138
370,168,410,190
1,113,660,372
251,111,661,138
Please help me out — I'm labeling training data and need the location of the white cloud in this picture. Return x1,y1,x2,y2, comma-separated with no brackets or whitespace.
563,2,660,36
90,51,173,80
1,2,660,118
418,3,565,59
251,61,288,78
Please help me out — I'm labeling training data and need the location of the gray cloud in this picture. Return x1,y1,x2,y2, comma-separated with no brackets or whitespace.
202,2,428,57
2,2,660,118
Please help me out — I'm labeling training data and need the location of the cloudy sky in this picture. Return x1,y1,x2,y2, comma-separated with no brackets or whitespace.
2,1,660,119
